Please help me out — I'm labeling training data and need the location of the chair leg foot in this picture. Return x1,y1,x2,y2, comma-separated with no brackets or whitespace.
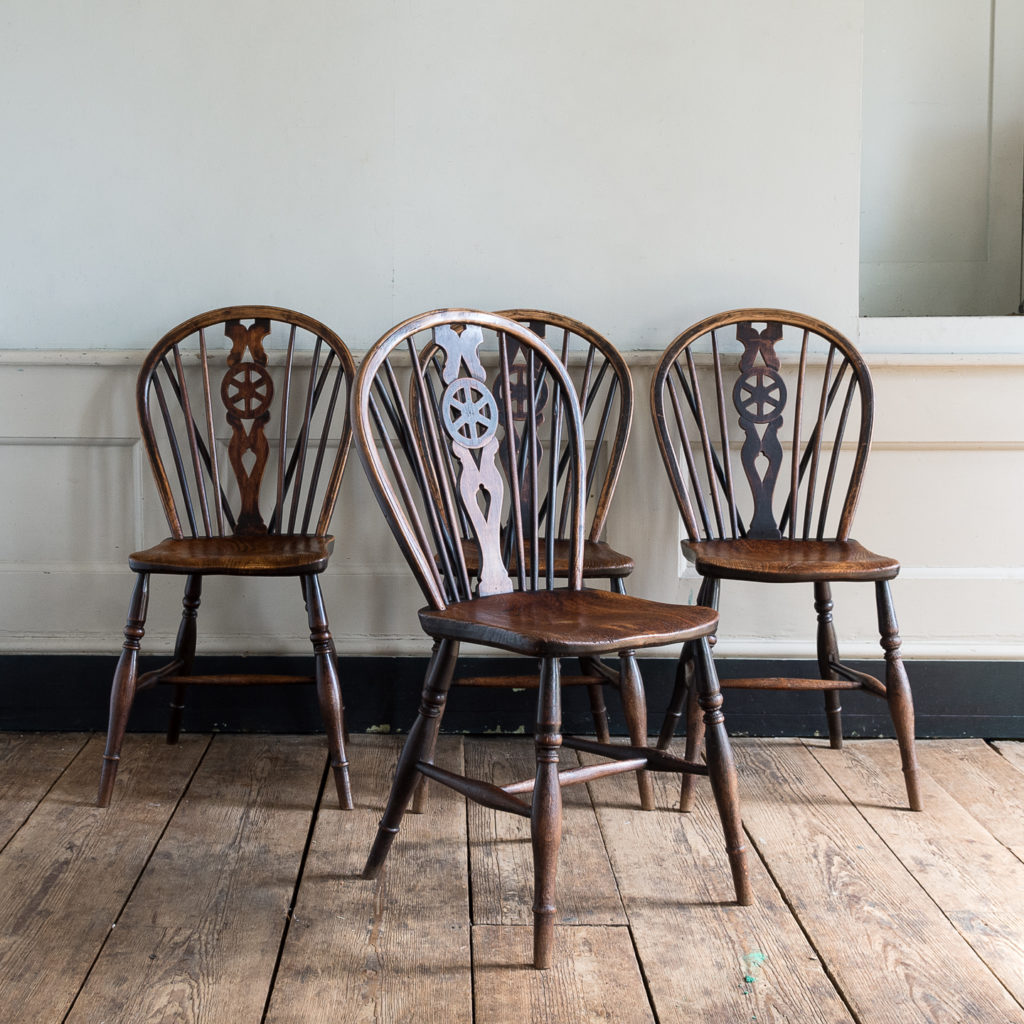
167,573,202,744
876,581,922,811
304,574,354,810
657,643,690,750
362,639,458,877
680,667,705,813
532,657,562,969
98,573,149,807
814,582,844,749
619,652,654,810
694,636,751,904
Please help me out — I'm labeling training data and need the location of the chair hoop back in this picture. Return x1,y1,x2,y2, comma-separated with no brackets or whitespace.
651,308,874,543
138,305,356,539
495,310,633,543
353,309,587,610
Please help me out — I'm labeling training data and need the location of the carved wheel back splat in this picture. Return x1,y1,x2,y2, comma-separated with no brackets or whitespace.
222,318,273,535
733,321,786,539
435,324,513,597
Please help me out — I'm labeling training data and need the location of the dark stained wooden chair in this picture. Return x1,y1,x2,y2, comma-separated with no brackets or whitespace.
354,309,751,970
650,308,922,812
97,306,357,810
418,309,634,748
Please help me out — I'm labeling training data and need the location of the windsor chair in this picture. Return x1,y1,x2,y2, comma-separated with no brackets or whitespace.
651,308,921,812
97,306,357,810
417,310,634,748
354,309,751,970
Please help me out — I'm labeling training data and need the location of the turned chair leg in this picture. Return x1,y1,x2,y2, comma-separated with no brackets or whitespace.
657,643,690,751
304,573,353,810
410,640,459,814
618,652,655,810
532,657,563,969
679,662,706,813
693,635,752,905
677,576,717,811
167,573,202,745
364,638,458,878
98,572,150,807
814,581,844,749
876,580,923,811
581,656,612,744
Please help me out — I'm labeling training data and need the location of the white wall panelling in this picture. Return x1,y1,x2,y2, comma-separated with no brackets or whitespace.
1,350,1019,660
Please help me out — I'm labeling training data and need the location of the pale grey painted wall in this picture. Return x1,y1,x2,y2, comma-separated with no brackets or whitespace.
1,0,864,350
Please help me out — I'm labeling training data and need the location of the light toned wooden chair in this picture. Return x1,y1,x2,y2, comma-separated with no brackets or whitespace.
97,306,357,809
354,309,751,969
651,308,921,812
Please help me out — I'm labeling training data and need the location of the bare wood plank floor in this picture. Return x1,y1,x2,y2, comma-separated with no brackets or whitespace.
1,734,1022,1024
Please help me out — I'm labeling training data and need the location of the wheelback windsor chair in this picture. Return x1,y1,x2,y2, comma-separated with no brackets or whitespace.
353,308,751,970
97,306,357,810
650,308,921,812
416,309,636,757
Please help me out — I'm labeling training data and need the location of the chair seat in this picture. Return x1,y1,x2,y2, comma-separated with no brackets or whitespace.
129,534,335,575
684,538,900,583
462,539,634,579
419,587,718,658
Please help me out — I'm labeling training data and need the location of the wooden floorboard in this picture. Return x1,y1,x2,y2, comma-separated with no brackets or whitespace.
735,738,1024,1024
265,735,472,1024
915,739,1024,862
66,735,325,1024
590,750,857,1024
0,733,207,1024
993,740,1024,776
805,738,1024,1008
1,734,1023,1023
0,733,88,850
465,739,625,927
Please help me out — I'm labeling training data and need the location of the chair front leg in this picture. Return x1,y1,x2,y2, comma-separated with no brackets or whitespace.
411,640,459,813
693,635,752,906
167,573,202,745
814,581,844,749
532,656,563,969
304,573,353,810
618,652,655,810
363,638,458,879
678,575,717,811
98,572,150,807
876,580,923,811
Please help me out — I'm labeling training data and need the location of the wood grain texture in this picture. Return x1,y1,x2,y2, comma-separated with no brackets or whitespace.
472,925,654,1024
265,735,472,1024
734,738,1024,1024
994,740,1024,776
915,739,1024,861
685,538,900,583
465,739,625,927
588,751,854,1024
0,733,87,850
128,534,334,575
419,587,718,657
0,734,206,1024
806,738,1024,1006
66,735,324,1024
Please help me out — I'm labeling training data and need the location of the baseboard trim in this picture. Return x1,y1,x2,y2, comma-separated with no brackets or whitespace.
1,654,1021,739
